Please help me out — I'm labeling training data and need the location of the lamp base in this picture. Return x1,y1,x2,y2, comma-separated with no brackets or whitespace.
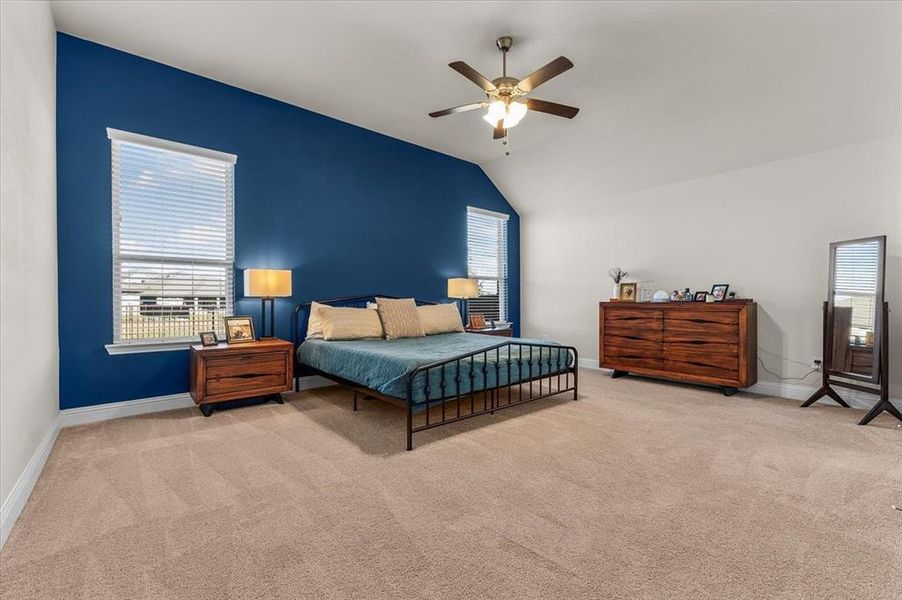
259,297,276,339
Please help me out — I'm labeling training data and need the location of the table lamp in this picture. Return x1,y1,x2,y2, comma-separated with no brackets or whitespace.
447,277,478,323
244,269,292,339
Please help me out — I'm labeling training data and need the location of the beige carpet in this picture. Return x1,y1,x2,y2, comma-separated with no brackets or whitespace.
1,369,900,600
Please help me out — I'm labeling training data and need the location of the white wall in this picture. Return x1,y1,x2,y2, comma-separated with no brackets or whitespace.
0,0,59,539
514,137,902,401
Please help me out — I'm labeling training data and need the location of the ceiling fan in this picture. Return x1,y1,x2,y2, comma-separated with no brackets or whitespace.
429,36,579,140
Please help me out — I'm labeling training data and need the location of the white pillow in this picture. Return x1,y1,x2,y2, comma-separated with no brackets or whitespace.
305,301,327,340
307,301,379,340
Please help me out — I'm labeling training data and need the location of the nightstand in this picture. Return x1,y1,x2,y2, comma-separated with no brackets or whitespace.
189,338,294,416
465,327,514,337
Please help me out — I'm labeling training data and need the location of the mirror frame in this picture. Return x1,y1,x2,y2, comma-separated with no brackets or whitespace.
826,235,886,384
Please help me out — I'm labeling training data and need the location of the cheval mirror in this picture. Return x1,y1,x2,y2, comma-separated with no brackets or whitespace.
802,235,899,424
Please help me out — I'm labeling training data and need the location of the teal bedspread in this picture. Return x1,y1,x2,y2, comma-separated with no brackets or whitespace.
297,332,574,405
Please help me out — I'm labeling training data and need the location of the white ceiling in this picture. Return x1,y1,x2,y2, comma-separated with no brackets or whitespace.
51,1,900,211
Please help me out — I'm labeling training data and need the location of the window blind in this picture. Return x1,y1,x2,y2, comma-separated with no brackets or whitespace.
467,206,509,322
833,240,880,335
109,129,236,345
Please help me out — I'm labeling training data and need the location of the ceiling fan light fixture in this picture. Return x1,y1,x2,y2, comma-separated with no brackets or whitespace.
482,100,506,126
505,100,527,128
482,100,528,130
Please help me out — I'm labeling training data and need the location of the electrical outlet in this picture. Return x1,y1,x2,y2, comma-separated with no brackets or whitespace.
812,358,822,371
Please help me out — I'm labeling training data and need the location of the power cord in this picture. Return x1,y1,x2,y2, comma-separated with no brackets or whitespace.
757,354,819,382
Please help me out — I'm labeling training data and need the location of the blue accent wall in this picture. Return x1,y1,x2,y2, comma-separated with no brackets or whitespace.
56,34,519,410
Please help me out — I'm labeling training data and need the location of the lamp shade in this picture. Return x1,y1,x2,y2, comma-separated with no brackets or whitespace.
447,278,478,299
244,269,292,298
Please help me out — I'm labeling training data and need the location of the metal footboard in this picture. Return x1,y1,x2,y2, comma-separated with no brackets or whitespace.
405,341,578,450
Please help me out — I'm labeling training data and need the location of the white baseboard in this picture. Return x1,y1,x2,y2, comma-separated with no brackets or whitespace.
578,358,605,371
1,416,60,549
59,392,195,427
58,375,335,428
577,359,900,410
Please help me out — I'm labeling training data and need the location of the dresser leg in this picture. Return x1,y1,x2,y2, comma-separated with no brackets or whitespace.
720,386,738,397
611,370,629,379
200,404,214,417
272,393,285,405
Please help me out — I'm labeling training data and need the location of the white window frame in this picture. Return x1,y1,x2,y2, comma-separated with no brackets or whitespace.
105,129,237,355
466,206,510,323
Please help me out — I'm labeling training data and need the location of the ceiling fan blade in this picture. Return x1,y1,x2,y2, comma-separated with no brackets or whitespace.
449,61,497,92
525,98,580,119
429,102,487,118
517,56,574,93
493,120,506,140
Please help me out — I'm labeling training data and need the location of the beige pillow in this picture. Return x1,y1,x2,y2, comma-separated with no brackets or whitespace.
319,306,384,340
376,297,426,340
417,303,464,335
305,301,328,340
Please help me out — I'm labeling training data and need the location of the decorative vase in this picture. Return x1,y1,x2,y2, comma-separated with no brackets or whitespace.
612,283,620,300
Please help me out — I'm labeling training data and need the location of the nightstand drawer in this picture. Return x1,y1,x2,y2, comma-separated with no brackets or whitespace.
206,372,287,396
205,352,286,378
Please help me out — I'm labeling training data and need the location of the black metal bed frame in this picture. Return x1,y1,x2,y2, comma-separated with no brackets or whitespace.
292,295,579,450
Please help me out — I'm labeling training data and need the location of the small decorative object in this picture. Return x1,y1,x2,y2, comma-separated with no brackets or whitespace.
608,267,629,300
705,294,715,303
468,314,486,330
710,284,730,302
652,290,670,302
224,316,255,343
683,288,691,301
671,290,681,302
728,291,736,300
619,282,637,302
694,291,708,302
199,331,218,347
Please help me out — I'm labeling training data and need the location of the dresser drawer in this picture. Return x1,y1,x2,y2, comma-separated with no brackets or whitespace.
604,335,663,355
662,329,739,344
205,352,287,378
665,351,739,382
206,372,287,396
664,342,738,356
604,356,665,371
604,308,663,331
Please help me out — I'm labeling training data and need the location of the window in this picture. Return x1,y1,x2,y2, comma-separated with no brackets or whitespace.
108,129,236,351
833,239,879,342
467,206,509,322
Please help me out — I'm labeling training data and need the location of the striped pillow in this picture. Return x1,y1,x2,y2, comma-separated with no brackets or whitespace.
319,306,384,340
375,297,426,340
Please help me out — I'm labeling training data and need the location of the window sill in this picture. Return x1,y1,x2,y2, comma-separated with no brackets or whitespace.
105,341,194,355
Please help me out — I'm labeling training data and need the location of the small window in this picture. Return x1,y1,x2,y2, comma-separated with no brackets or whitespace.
467,206,509,322
108,129,236,347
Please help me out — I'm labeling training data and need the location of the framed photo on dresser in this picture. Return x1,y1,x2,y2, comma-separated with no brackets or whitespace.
224,316,256,343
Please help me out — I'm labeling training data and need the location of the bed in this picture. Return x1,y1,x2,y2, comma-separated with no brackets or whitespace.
293,295,578,450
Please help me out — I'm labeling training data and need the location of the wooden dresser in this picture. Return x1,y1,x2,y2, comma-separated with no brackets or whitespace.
189,338,294,416
599,301,757,395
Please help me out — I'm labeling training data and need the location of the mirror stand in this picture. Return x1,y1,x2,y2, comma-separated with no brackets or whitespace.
802,301,899,425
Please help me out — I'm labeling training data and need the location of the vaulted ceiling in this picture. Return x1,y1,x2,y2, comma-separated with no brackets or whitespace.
51,1,900,212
